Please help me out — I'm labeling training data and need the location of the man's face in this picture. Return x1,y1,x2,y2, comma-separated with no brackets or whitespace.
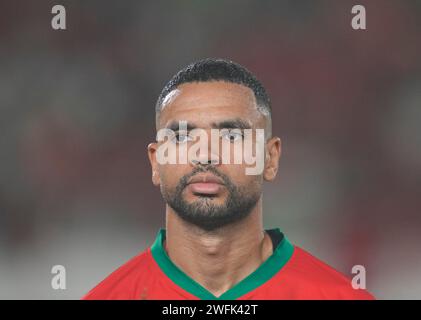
148,81,280,231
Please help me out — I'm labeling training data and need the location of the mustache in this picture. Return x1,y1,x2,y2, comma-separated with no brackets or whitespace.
178,166,232,190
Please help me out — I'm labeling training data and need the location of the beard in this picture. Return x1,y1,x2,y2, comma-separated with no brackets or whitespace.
161,166,261,231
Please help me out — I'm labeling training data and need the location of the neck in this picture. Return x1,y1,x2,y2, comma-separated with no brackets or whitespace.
164,198,273,297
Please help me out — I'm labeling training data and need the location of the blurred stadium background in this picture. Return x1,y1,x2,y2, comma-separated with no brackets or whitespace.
0,0,420,299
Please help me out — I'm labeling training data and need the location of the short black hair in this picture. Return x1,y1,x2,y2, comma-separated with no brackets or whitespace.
155,58,272,125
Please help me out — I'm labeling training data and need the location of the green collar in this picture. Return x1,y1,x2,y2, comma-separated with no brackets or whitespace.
150,228,294,300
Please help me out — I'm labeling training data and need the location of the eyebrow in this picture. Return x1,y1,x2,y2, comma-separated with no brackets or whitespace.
212,118,252,130
165,118,252,131
165,121,196,132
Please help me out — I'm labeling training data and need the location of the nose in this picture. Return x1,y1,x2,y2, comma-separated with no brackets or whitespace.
189,131,220,167
190,152,220,166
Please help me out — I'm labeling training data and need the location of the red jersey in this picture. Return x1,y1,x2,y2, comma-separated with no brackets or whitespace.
83,228,375,300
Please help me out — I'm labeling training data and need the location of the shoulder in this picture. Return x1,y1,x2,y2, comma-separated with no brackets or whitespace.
274,245,375,300
82,248,154,300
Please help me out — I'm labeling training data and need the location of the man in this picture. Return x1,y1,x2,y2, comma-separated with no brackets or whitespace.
83,58,374,300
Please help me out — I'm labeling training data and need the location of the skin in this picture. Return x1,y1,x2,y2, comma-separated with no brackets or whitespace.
147,81,281,297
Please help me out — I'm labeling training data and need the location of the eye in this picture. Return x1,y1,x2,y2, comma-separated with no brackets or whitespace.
171,132,193,144
222,130,243,142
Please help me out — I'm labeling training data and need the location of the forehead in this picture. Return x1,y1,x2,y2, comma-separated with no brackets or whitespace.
158,81,265,129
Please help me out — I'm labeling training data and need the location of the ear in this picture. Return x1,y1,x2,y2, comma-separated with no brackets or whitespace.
263,136,281,181
147,142,161,186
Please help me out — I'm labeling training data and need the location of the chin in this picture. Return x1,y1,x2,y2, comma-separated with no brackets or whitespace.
189,195,227,205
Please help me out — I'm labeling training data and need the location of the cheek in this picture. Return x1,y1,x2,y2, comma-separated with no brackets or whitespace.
158,165,186,187
221,166,263,190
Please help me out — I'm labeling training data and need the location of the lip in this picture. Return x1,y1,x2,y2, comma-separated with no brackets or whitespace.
187,174,224,195
187,174,224,185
